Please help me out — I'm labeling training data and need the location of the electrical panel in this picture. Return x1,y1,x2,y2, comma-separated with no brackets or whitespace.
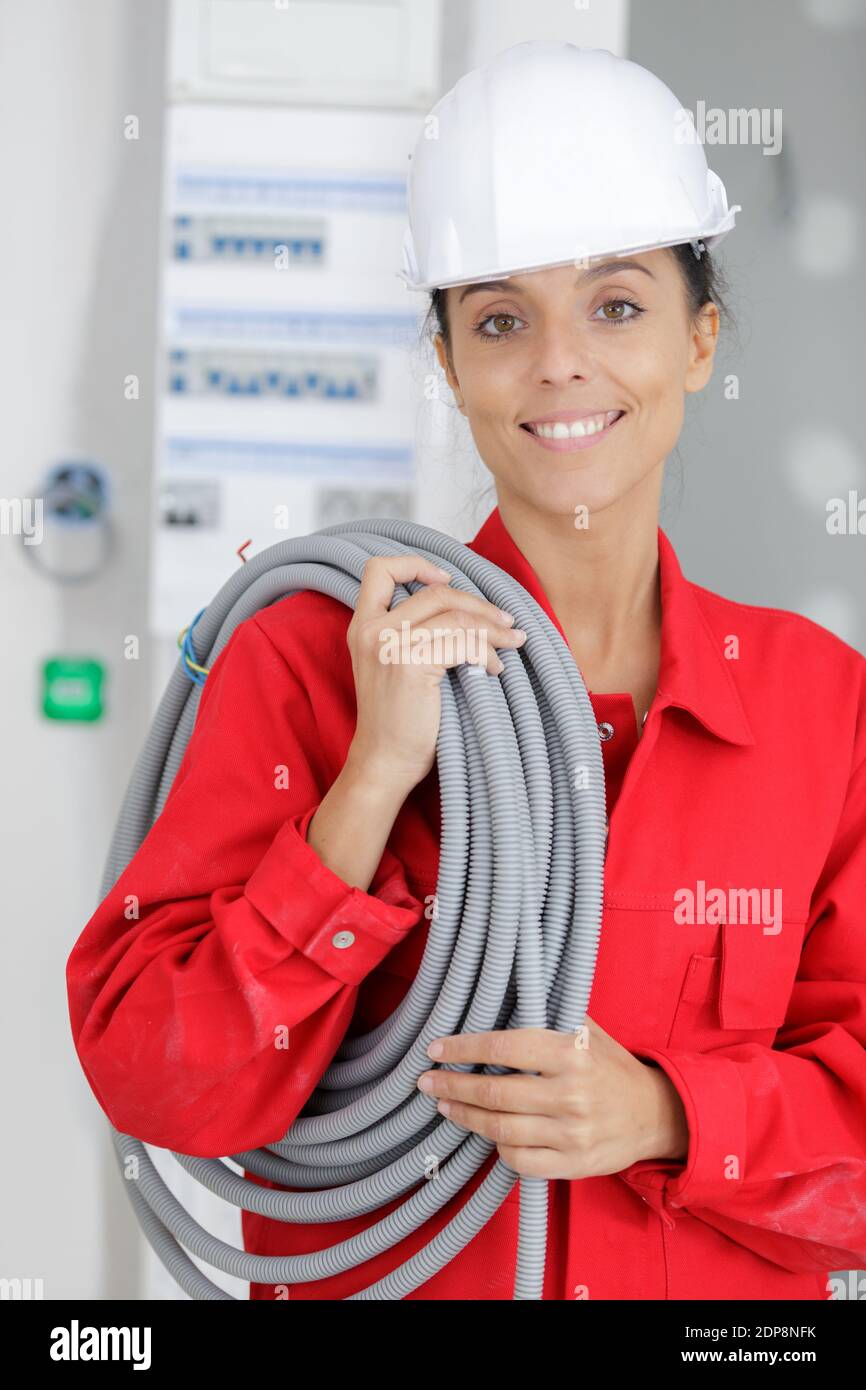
151,5,441,638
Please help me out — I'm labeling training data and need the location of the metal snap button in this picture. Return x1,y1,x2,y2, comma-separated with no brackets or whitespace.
598,721,614,741
331,930,355,949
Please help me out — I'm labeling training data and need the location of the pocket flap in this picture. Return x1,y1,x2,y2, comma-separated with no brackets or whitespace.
719,920,805,1030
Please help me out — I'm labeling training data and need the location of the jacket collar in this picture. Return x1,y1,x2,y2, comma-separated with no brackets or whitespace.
466,505,755,747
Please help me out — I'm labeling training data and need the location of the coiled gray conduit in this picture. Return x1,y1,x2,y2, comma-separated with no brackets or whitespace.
99,518,607,1300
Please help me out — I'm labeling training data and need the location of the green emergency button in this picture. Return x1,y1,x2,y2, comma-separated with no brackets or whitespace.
42,658,105,721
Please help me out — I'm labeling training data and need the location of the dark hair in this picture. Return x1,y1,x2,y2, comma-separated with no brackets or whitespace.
423,242,736,370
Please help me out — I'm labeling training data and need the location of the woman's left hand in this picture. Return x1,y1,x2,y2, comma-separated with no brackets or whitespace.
416,1017,689,1180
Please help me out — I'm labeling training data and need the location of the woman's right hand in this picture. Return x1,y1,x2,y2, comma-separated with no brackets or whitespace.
345,554,527,794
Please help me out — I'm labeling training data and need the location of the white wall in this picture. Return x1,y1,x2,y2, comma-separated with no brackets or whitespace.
630,0,866,651
0,0,168,1298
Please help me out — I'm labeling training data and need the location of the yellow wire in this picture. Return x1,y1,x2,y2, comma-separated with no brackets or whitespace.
177,624,211,678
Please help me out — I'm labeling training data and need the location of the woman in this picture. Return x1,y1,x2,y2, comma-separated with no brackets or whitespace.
66,42,866,1300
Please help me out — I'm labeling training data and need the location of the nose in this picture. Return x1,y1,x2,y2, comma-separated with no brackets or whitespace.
529,315,598,388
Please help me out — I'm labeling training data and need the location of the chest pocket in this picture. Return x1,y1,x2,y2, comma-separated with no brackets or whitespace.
666,919,807,1048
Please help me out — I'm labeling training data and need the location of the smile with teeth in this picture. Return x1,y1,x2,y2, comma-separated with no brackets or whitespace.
523,411,623,439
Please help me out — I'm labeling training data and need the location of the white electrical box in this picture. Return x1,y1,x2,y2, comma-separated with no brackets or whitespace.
170,0,442,108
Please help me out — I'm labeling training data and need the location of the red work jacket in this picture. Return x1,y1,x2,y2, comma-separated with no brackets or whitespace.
66,506,866,1300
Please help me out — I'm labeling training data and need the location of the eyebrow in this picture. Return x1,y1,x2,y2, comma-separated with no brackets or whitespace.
457,259,656,303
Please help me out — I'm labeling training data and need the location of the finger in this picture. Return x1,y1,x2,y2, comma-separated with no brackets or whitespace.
417,1067,560,1114
407,618,526,673
496,1146,574,1181
354,554,453,624
434,1101,563,1149
425,1027,570,1076
390,582,516,632
459,640,501,678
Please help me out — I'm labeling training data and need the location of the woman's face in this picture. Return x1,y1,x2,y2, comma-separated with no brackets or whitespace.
434,249,719,522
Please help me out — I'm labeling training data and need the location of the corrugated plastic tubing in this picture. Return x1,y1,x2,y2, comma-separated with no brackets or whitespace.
99,518,607,1300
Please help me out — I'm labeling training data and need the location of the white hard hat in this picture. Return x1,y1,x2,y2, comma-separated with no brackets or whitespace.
399,41,742,292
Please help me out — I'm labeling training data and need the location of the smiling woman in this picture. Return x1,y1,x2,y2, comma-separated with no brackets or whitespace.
422,239,737,720
426,244,734,467
66,37,866,1304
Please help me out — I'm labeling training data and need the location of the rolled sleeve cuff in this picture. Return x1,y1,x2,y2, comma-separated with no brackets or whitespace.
244,805,425,986
618,1047,748,1223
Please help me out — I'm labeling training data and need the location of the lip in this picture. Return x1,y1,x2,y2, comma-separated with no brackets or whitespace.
520,409,626,452
520,408,622,426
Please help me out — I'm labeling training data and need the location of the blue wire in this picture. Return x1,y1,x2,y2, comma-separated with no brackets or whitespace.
180,608,208,686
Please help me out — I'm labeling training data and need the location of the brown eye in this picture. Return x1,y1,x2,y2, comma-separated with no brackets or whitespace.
473,312,525,343
595,299,643,327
